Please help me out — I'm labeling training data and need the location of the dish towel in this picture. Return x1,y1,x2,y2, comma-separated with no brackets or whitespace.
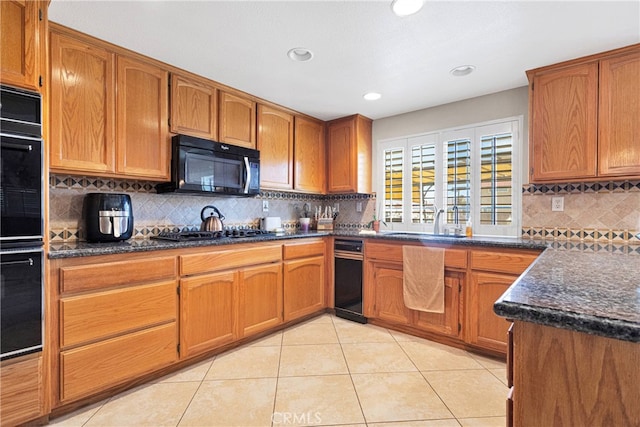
402,245,445,313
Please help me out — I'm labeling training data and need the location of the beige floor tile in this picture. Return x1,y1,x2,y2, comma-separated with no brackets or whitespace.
279,344,349,376
489,368,507,386
48,401,105,426
306,313,335,324
333,320,395,343
369,420,461,427
342,342,417,373
274,375,365,426
159,358,213,383
205,345,280,379
85,382,200,426
249,330,283,347
282,322,339,345
467,353,506,370
423,370,507,419
352,372,454,423
458,416,506,426
179,378,277,426
389,329,430,342
399,340,483,371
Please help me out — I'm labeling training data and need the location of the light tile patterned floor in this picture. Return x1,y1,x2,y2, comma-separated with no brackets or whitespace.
49,314,507,427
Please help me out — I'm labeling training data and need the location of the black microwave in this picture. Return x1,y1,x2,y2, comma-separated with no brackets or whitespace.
157,134,260,196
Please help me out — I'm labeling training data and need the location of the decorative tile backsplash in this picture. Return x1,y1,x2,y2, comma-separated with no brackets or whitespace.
522,180,640,245
50,175,640,244
49,175,377,242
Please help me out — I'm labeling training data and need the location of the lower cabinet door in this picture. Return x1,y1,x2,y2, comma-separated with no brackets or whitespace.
283,256,325,321
413,272,461,337
371,263,413,325
60,323,177,402
468,271,516,353
239,263,283,337
0,354,42,427
180,271,237,358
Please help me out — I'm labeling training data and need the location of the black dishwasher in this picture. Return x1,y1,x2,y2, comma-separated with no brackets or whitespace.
334,239,366,323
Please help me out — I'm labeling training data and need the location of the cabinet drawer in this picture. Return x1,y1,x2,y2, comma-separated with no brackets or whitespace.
60,280,177,348
471,251,539,275
180,244,281,276
60,323,177,402
60,256,177,293
0,355,42,427
366,242,467,269
283,240,325,260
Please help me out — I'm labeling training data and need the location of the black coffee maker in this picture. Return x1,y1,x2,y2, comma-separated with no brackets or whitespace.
83,193,134,242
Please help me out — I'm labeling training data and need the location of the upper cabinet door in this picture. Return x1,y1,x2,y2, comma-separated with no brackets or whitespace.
327,119,356,193
170,73,217,140
115,55,170,180
327,114,372,194
49,30,116,174
0,0,40,90
598,51,640,177
529,62,599,182
257,104,294,190
218,90,256,149
294,116,325,194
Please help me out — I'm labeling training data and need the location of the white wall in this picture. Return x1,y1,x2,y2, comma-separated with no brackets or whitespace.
371,86,530,191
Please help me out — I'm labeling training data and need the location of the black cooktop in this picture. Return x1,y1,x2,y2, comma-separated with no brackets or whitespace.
151,229,275,242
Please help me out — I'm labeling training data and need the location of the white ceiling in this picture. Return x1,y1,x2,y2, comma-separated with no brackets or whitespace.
48,1,640,121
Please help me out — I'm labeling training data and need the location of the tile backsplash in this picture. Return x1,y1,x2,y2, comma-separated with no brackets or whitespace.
50,175,640,244
49,175,376,242
522,180,640,245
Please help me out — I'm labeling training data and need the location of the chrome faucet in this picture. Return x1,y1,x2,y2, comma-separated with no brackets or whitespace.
433,206,444,235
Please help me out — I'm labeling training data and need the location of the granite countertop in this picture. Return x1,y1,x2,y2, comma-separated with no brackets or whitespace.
494,248,640,343
48,230,547,259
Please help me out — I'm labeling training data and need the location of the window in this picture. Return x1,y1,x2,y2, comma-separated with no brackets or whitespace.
377,118,521,237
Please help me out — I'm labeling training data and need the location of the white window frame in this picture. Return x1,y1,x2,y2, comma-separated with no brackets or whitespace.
376,116,522,237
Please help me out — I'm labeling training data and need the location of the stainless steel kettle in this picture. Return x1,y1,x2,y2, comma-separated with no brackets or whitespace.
200,205,225,232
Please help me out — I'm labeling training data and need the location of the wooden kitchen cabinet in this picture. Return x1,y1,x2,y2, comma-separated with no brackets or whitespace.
239,263,283,337
467,249,540,354
116,55,170,179
369,264,413,324
598,50,640,177
364,241,465,340
294,116,325,193
53,254,179,405
52,256,178,404
179,243,282,355
49,29,116,174
528,44,640,182
283,240,326,321
511,321,640,426
0,354,43,427
257,104,294,190
49,24,171,180
218,90,257,148
180,271,237,358
326,114,372,193
170,72,217,140
0,0,43,90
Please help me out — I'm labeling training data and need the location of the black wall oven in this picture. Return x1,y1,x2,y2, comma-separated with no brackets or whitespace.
0,85,44,360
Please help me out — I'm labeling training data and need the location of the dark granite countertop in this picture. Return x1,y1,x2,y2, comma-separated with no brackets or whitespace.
48,230,547,259
495,248,640,343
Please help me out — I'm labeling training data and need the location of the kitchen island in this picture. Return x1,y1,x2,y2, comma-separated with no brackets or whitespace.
494,244,640,426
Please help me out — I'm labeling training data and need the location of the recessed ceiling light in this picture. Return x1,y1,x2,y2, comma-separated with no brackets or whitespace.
287,47,313,62
450,65,476,77
391,0,424,17
364,92,382,101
